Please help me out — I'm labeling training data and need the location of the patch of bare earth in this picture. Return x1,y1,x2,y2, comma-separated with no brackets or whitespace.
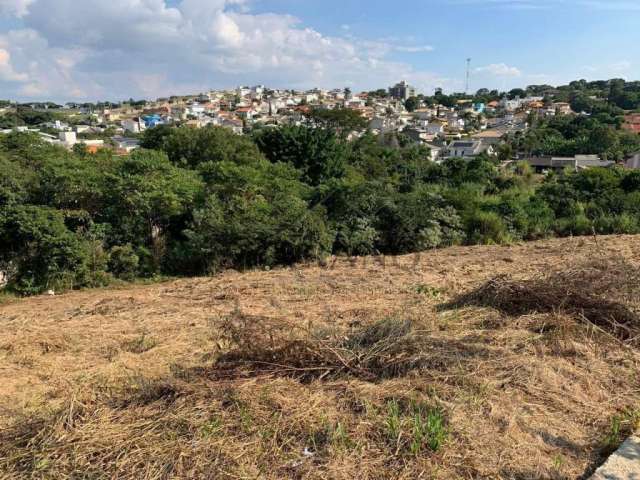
1,235,640,479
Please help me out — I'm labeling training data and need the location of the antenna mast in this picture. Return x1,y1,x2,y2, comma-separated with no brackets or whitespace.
465,58,472,95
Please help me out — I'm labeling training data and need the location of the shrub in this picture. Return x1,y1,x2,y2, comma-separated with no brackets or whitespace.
108,244,140,281
465,210,510,245
335,216,379,256
0,206,103,295
555,214,592,236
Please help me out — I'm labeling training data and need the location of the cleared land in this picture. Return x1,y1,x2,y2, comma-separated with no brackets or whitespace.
1,236,640,479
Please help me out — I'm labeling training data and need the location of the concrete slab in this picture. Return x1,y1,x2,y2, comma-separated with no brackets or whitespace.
591,434,640,480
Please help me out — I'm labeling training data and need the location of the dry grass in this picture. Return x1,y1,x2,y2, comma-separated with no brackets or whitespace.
1,235,640,479
441,256,640,345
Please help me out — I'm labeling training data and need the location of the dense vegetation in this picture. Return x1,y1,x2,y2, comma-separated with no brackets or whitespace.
508,114,640,160
2,119,640,296
416,78,640,112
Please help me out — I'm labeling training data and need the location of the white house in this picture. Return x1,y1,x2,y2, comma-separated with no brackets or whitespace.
74,125,91,134
412,108,434,121
425,119,446,136
58,131,77,146
447,140,494,159
426,143,443,162
122,118,145,134
500,97,522,112
187,103,206,116
369,116,398,133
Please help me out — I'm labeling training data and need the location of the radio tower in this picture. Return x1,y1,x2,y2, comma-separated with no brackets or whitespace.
465,58,472,95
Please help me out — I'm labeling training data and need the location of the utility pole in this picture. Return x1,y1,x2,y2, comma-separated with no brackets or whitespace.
465,58,472,96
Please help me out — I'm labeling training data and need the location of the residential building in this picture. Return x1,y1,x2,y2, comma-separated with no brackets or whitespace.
500,97,521,112
58,131,77,146
447,140,494,158
626,152,640,169
472,129,507,146
142,114,164,128
473,102,486,114
523,155,613,172
74,125,91,134
369,116,397,133
623,114,640,134
81,139,106,154
122,118,145,134
388,81,416,101
425,119,446,136
412,108,434,121
113,136,140,154
553,102,573,115
235,107,254,120
426,143,443,162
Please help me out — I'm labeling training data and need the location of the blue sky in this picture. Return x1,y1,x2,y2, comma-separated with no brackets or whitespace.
0,0,637,101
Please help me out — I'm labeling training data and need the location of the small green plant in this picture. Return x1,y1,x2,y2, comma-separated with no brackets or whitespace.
384,399,447,455
385,400,402,445
108,244,140,281
603,408,640,451
34,458,50,472
331,422,354,451
552,454,565,470
603,415,623,450
235,401,254,432
0,290,17,305
410,404,447,454
413,284,443,299
122,332,158,354
200,416,222,438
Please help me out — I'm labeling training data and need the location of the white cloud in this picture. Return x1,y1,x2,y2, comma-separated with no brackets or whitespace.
0,0,454,100
475,63,522,77
0,47,27,81
0,0,33,17
395,45,435,53
581,60,632,79
610,60,632,72
448,0,640,10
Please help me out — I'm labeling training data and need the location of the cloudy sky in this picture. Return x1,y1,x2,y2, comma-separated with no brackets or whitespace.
0,0,638,102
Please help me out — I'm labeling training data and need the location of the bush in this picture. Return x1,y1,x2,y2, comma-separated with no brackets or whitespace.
108,245,140,281
465,210,510,245
335,217,379,256
0,206,104,295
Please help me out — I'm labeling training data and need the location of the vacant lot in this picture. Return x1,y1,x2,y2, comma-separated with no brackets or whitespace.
1,236,640,479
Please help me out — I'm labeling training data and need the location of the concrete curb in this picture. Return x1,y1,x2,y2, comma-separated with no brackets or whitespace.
590,434,640,479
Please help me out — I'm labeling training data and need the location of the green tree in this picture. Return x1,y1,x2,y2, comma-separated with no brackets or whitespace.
253,125,348,185
101,149,203,271
179,160,331,272
162,126,263,168
404,97,420,112
140,124,175,150
305,108,367,133
0,206,105,295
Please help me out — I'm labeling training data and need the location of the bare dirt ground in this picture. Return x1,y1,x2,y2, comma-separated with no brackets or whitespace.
1,235,640,479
